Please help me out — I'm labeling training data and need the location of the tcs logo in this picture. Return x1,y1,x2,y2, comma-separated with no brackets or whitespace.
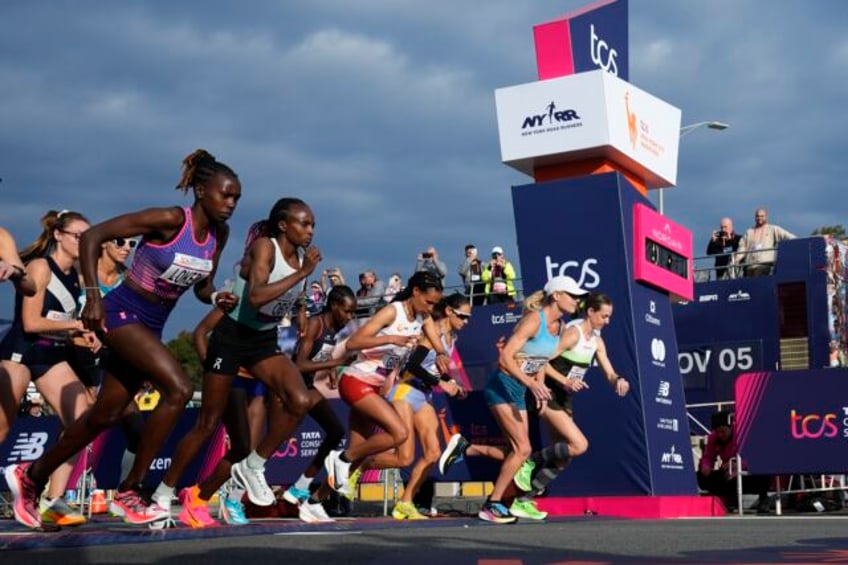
274,437,299,458
544,256,600,289
590,24,619,76
790,409,840,439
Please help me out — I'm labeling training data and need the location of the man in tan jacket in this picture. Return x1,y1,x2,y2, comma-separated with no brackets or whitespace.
735,208,795,277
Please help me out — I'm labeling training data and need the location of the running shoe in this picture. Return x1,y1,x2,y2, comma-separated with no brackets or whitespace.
110,490,171,525
392,500,429,520
439,434,469,475
40,496,86,527
478,500,517,524
178,485,218,528
218,491,250,525
4,463,43,529
513,459,536,492
509,498,548,520
299,500,335,523
344,467,362,501
282,485,310,506
323,449,351,496
231,459,275,506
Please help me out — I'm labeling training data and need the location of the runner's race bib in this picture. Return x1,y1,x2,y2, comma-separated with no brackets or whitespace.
518,356,547,375
159,253,213,288
566,365,587,382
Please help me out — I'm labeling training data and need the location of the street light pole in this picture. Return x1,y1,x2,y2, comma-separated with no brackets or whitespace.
659,121,730,215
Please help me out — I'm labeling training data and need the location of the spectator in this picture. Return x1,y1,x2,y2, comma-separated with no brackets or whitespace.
355,270,386,315
459,244,486,306
482,246,517,304
706,217,741,280
26,393,44,418
697,411,770,514
321,267,345,293
308,280,326,315
384,272,403,303
736,208,796,277
415,247,447,282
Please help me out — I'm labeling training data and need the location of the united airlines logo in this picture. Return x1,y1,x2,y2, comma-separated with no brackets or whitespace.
7,432,49,462
521,101,582,135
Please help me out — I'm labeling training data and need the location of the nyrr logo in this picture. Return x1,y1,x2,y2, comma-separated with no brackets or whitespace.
544,256,600,289
660,445,684,470
7,432,49,462
728,290,751,302
651,338,666,367
590,24,619,75
521,101,581,130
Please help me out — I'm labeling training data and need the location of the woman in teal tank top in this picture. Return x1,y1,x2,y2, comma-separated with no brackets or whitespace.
477,275,587,524
513,292,630,508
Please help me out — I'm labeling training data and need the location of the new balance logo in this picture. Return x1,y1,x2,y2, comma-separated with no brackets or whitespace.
7,432,49,462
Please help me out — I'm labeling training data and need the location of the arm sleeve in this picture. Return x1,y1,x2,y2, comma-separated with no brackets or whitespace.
404,345,442,386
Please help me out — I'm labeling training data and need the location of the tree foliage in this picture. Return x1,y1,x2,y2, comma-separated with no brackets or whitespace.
166,330,203,391
811,225,846,239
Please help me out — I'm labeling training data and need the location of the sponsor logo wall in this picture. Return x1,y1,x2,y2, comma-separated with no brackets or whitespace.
512,172,695,495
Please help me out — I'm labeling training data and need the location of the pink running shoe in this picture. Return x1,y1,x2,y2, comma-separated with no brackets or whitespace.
4,463,42,529
110,490,171,525
178,486,218,528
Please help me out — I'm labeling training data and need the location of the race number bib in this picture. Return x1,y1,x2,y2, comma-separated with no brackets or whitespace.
566,365,588,382
312,343,334,363
519,357,547,375
41,310,73,341
159,253,213,288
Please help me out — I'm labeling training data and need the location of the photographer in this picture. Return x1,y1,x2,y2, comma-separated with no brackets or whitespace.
482,246,516,304
415,247,447,283
458,244,486,306
706,217,741,280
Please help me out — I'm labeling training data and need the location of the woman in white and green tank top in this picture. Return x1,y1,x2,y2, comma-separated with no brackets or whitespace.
513,292,630,502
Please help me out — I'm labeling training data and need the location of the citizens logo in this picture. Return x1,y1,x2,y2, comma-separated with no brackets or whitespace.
651,338,667,367
645,300,661,327
790,408,848,440
6,432,49,462
623,91,666,158
521,101,583,135
660,445,684,470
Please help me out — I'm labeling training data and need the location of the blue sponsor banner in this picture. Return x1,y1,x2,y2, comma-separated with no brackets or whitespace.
570,0,629,80
510,172,696,495
0,416,63,490
736,369,848,474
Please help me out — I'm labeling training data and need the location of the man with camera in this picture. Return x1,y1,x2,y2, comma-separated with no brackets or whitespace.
482,246,516,304
415,246,447,282
706,217,741,280
458,244,486,306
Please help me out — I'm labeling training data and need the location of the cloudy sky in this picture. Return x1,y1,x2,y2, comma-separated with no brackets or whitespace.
2,1,846,339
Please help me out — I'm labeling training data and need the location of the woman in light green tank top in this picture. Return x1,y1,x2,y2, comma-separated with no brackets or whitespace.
513,292,630,505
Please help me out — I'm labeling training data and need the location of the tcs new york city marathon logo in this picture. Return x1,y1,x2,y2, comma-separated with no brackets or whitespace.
790,407,848,439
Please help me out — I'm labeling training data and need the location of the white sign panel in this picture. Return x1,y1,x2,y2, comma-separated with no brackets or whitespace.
495,70,681,188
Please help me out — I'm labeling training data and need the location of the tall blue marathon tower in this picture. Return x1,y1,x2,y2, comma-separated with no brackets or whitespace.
492,0,715,516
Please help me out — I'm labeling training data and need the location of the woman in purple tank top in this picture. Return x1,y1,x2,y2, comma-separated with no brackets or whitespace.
6,149,241,530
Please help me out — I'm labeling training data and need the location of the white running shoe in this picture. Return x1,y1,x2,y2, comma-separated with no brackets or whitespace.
323,449,351,496
231,460,275,506
299,500,335,523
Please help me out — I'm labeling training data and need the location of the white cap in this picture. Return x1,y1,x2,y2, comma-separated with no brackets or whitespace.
544,275,587,296
491,246,504,255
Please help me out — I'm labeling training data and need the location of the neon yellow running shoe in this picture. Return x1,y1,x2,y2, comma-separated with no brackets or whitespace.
513,459,536,492
344,467,362,501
